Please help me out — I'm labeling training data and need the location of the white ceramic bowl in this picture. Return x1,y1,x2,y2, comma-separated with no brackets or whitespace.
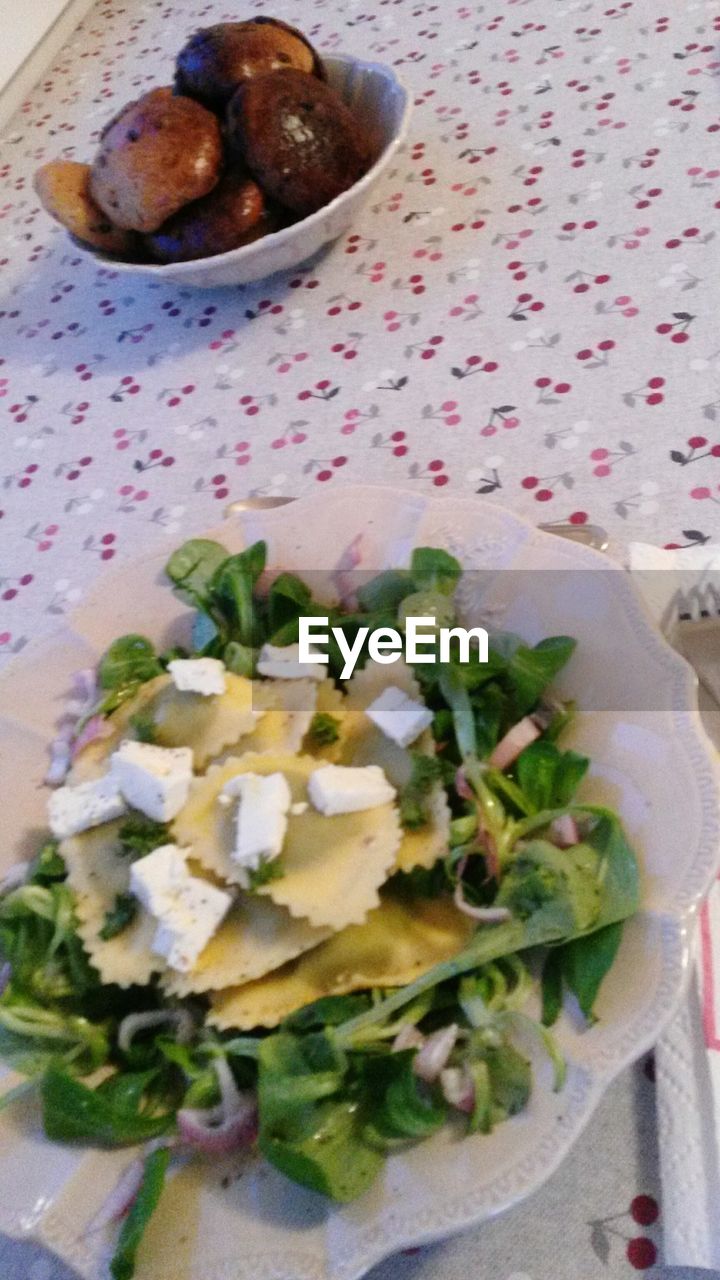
86,55,410,287
0,486,718,1280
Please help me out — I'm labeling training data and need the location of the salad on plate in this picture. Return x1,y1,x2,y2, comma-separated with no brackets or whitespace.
0,538,639,1279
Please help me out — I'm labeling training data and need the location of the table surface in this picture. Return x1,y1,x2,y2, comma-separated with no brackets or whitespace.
1,0,718,1274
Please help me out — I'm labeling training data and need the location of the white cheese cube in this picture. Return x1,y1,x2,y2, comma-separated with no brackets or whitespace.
223,772,292,876
129,843,189,917
256,642,325,681
111,740,194,822
47,774,127,840
151,876,232,972
365,686,434,748
308,764,396,816
168,657,227,697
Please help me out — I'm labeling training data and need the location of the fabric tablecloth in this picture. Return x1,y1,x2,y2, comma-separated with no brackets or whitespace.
1,0,719,1274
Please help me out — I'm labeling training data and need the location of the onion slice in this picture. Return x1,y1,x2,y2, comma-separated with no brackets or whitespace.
453,880,511,923
440,1066,475,1114
117,1008,194,1054
392,1024,425,1053
413,1024,458,1083
488,716,541,770
550,814,580,848
177,1057,257,1157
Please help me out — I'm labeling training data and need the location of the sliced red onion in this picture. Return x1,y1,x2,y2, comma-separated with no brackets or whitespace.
440,1066,475,1114
455,767,474,802
413,1024,458,1083
71,715,113,759
117,1008,194,1054
488,716,542,770
453,880,512,923
392,1024,425,1053
177,1057,257,1157
550,814,580,848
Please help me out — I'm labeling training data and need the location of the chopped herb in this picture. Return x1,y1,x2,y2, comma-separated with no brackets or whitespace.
118,816,170,861
99,894,138,941
308,712,341,746
29,839,66,886
398,752,442,829
248,859,284,890
129,711,157,744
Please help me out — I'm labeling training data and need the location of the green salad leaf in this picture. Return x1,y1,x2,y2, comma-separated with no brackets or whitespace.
97,636,162,713
515,741,589,812
257,1030,384,1201
41,1066,175,1145
110,1144,170,1280
308,712,341,747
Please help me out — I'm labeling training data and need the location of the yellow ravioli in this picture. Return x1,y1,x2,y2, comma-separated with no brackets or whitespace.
61,821,162,987
209,895,475,1030
340,660,450,872
161,895,330,996
173,752,402,929
242,678,317,754
70,672,261,779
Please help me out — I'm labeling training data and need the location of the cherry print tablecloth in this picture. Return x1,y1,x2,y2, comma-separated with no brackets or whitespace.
1,0,720,1274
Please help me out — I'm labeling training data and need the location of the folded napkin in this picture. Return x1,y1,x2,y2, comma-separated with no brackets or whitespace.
629,541,720,1269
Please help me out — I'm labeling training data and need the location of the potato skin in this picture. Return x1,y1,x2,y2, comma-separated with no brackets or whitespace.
89,88,222,233
33,160,136,254
227,70,369,217
144,170,271,262
175,18,324,110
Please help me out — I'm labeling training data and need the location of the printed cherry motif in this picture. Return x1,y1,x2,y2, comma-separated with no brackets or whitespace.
480,406,520,436
110,375,141,402
159,384,195,408
1,572,34,601
535,376,572,404
656,312,693,343
623,376,665,407
244,298,283,321
669,436,720,465
665,227,702,249
451,355,499,378
134,447,175,473
509,292,544,319
576,340,616,368
408,458,449,487
297,380,340,402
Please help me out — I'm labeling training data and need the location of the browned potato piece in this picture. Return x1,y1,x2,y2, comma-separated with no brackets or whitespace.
227,70,369,217
89,87,222,233
175,18,324,110
144,170,271,263
33,160,135,255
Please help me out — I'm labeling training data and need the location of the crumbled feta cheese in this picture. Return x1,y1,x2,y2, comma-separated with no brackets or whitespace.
130,843,232,972
256,642,325,681
168,657,227,697
47,775,127,840
290,801,309,816
111,740,193,822
152,876,232,972
222,772,292,878
129,843,189,917
308,764,396,816
365,685,434,748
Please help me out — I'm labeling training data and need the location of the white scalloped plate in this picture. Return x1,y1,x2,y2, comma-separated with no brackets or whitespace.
1,485,719,1280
